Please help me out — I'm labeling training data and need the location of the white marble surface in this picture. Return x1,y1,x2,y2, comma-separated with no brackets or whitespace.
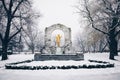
56,47,62,54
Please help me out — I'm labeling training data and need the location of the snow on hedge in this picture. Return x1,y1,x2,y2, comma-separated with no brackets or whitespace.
14,60,108,67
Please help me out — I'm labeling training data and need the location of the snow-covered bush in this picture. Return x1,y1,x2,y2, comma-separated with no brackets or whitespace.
5,60,114,70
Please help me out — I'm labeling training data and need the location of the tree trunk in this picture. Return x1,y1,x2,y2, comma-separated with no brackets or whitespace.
1,20,11,60
1,43,8,60
113,39,118,56
109,17,118,59
31,43,35,54
93,43,96,53
101,43,108,53
109,30,118,60
81,43,85,53
99,40,103,52
32,49,35,54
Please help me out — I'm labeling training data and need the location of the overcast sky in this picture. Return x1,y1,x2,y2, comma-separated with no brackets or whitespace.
32,0,83,40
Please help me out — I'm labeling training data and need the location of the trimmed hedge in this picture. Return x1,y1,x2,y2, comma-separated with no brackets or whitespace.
88,60,109,64
5,60,114,70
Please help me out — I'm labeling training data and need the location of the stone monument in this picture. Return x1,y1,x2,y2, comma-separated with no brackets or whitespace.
34,23,84,61
44,23,72,54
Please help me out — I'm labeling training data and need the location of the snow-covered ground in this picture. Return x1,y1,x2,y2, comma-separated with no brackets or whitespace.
0,53,120,80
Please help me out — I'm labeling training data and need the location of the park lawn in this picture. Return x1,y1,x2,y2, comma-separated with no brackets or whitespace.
0,52,120,80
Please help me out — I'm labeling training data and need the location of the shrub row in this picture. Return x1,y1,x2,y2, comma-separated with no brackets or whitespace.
5,60,114,70
7,60,33,65
88,60,110,64
5,64,114,70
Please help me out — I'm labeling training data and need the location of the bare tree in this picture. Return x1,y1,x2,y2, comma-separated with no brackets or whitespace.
0,0,39,60
9,33,24,53
36,32,44,53
76,35,86,53
76,24,107,53
23,26,40,54
77,0,120,60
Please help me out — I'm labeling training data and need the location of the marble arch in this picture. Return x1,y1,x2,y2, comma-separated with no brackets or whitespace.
44,23,72,54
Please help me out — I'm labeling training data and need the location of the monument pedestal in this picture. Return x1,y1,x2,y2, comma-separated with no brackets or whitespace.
34,24,84,61
34,54,84,61
56,47,62,54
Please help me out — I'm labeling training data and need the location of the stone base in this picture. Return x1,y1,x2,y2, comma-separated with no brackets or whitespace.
34,54,84,61
56,47,62,54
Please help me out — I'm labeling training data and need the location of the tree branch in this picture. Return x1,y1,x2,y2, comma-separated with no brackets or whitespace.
9,27,22,42
12,0,24,16
109,20,120,32
1,0,8,13
102,0,114,13
12,21,31,47
13,15,27,19
90,19,108,35
84,0,109,35
8,0,13,15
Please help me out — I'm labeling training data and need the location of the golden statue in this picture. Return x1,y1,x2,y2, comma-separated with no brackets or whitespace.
56,34,61,47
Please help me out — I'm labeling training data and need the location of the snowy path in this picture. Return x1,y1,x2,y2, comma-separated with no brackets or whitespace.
0,53,120,80
0,69,120,80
